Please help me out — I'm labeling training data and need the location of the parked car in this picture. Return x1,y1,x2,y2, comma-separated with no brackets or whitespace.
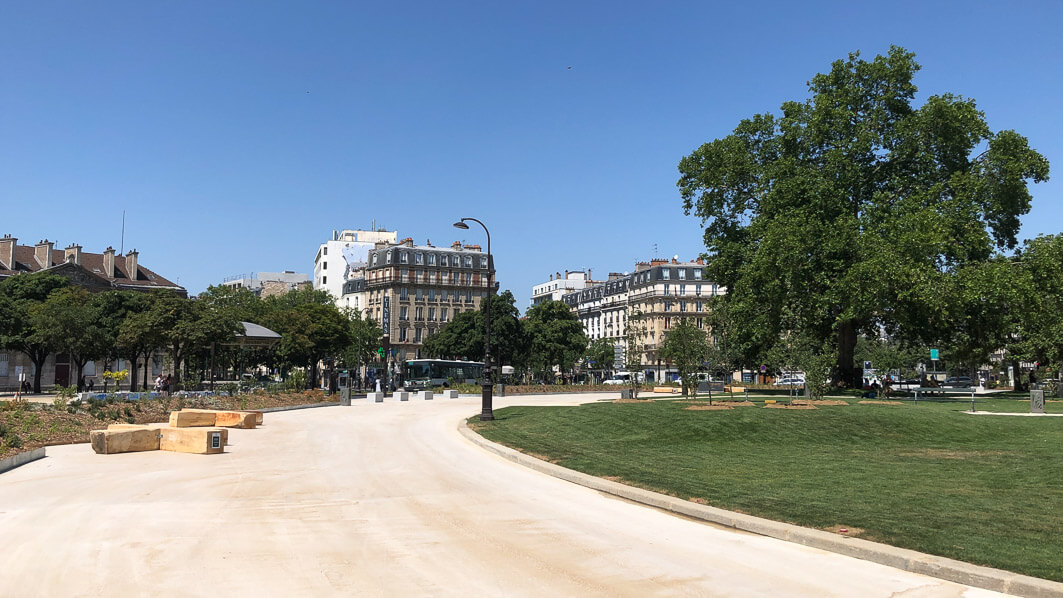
773,377,805,386
944,376,973,387
604,372,642,385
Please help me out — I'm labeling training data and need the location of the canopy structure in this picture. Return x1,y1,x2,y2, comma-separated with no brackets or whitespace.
224,321,282,348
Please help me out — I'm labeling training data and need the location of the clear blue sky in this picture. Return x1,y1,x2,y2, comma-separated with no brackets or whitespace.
3,1,1060,310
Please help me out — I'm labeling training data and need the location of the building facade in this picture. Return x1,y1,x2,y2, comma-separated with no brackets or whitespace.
562,257,724,381
530,269,598,307
358,238,495,364
313,229,398,302
221,271,311,298
0,234,186,392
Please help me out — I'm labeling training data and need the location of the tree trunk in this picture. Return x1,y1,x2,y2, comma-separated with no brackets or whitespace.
836,319,859,388
128,356,139,391
30,351,47,393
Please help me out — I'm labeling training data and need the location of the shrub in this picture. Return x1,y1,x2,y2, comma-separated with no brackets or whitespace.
5,433,23,449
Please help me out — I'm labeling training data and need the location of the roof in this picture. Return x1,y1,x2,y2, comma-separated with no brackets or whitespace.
0,243,185,294
226,322,282,348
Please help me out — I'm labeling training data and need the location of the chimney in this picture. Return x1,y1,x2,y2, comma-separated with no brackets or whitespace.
34,239,54,268
65,243,83,265
671,257,678,264
587,268,592,280
549,273,553,281
451,241,462,250
696,257,704,265
0,235,16,270
103,246,116,278
556,271,561,280
564,269,569,278
125,249,139,280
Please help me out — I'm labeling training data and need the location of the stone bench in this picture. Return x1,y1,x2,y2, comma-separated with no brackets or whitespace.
178,409,257,429
159,426,227,454
653,386,680,394
90,427,161,454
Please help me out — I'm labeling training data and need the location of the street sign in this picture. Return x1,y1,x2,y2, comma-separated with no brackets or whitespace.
930,349,939,360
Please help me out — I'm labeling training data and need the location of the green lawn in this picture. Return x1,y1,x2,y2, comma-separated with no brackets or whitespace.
472,397,1063,581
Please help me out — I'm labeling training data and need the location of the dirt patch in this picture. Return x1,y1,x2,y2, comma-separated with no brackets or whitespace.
714,400,756,407
858,400,904,406
764,403,816,410
897,449,1008,460
824,524,865,537
614,398,654,404
792,399,849,406
684,404,733,411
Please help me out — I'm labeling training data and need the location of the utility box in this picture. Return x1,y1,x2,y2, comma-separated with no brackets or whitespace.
339,371,351,406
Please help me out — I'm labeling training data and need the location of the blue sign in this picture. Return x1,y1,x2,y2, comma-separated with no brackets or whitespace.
930,349,939,360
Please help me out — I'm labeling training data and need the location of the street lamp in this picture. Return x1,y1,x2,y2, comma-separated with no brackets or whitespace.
453,217,494,421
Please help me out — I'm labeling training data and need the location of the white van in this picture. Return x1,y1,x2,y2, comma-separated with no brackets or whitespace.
604,372,642,385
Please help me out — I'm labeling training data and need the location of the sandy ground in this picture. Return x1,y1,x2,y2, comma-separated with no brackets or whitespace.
0,393,1008,597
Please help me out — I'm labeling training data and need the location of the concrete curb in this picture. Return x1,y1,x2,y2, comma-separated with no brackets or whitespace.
257,401,340,414
0,447,46,476
459,421,1063,598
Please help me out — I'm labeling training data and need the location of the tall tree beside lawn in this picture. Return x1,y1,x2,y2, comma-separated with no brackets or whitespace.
659,319,707,398
1011,235,1063,379
525,299,588,382
25,287,99,390
678,46,1049,387
0,273,70,392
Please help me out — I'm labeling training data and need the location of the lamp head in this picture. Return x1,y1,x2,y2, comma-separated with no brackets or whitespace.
453,220,470,230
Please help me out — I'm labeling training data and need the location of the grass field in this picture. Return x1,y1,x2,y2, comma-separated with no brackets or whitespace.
472,396,1063,581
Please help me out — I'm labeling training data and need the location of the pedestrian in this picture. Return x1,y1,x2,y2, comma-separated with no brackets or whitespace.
153,375,163,393
87,377,95,392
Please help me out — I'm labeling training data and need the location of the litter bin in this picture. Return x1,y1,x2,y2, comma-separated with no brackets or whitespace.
620,389,634,399
494,383,505,397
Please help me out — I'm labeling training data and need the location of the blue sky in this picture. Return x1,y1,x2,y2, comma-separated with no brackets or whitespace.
3,1,1060,310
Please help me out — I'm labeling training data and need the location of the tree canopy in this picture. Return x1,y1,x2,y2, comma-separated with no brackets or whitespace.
678,46,1049,386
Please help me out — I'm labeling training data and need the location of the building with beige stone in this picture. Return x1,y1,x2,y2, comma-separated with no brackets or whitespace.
562,257,723,382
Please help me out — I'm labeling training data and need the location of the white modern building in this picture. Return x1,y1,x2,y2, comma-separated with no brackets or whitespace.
314,229,398,303
530,269,598,307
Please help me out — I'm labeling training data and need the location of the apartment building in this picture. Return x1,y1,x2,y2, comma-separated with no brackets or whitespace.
360,237,495,362
221,271,310,298
562,257,723,380
313,228,398,302
530,269,598,307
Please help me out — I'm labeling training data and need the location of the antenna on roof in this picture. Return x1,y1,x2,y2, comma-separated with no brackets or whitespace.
120,210,126,254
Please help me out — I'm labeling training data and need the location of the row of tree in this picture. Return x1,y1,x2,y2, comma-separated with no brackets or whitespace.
0,274,381,393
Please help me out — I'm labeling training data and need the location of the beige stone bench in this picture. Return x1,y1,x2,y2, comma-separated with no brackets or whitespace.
159,426,227,454
653,386,680,394
90,427,161,454
173,409,257,429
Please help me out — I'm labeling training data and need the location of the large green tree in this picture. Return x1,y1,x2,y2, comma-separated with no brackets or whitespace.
525,299,588,382
0,273,70,392
678,46,1049,387
421,291,530,371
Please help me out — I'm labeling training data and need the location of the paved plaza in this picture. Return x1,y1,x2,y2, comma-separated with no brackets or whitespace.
0,394,1009,596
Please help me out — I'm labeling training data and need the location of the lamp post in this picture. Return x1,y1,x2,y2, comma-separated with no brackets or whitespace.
453,217,494,421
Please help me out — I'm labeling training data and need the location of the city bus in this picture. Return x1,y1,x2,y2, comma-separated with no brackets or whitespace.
404,359,484,390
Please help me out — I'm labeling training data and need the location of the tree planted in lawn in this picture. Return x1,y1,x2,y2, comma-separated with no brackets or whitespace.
678,46,1049,387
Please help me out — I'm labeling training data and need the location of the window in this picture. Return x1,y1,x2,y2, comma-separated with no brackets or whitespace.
680,301,687,312
664,283,670,296
416,288,424,300
415,328,423,342
694,269,703,280
441,307,448,322
664,317,671,329
400,251,409,264
415,253,424,265
386,251,393,264
679,284,686,296
696,301,703,312
84,360,96,376
428,289,436,301
665,302,672,312
427,308,435,321
400,306,408,321
323,261,327,270
678,269,686,280
428,254,436,266
440,255,448,267
480,256,488,269
441,271,448,284
464,255,472,268
464,272,472,285
662,268,670,280
465,291,473,303
0,352,7,377
323,247,328,255
400,287,409,300
322,276,327,285
400,328,408,342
